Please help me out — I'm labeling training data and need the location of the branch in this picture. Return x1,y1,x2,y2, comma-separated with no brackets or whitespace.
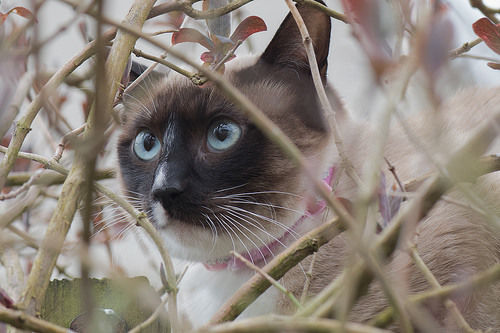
0,39,96,191
0,307,73,333
17,0,158,317
231,251,303,310
180,0,254,19
284,0,360,187
0,71,35,140
5,169,114,187
202,315,392,333
208,217,343,324
449,38,483,59
369,263,500,328
294,0,348,23
128,295,169,333
470,0,499,24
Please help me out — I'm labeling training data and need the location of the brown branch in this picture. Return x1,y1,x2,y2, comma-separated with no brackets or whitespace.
231,251,303,310
17,0,158,318
5,169,114,187
470,0,499,24
0,307,73,333
0,39,96,191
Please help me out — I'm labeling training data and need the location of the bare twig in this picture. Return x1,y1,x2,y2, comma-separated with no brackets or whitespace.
0,71,35,140
408,244,477,333
449,38,483,59
131,47,195,81
0,38,97,191
294,0,348,23
300,252,317,304
469,0,499,24
284,0,360,187
128,295,168,333
231,251,303,310
370,263,500,328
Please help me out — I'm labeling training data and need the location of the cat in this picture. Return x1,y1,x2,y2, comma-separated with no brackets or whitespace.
117,2,500,331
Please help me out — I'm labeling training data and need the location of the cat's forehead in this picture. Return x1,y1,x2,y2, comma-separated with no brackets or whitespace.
125,57,294,129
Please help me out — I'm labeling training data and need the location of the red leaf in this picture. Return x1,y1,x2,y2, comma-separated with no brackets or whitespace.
0,288,14,309
341,0,393,76
487,62,500,70
171,28,214,50
230,16,267,43
472,18,500,55
8,7,36,22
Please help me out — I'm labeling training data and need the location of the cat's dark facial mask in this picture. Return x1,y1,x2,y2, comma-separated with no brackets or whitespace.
117,2,332,261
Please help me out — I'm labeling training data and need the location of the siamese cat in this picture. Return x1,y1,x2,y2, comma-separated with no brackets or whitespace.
117,2,500,331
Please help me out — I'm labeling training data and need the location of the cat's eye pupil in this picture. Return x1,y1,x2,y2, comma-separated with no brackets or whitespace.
133,130,161,161
143,133,156,151
214,124,230,141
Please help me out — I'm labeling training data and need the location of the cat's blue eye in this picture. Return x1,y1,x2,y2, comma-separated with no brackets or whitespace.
133,130,161,160
207,119,241,152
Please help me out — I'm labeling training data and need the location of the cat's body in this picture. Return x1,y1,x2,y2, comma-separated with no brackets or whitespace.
118,2,500,331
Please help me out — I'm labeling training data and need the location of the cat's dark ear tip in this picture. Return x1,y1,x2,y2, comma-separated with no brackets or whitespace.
260,0,332,75
129,61,148,83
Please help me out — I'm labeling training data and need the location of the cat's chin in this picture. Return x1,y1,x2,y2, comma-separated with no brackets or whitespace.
151,201,309,263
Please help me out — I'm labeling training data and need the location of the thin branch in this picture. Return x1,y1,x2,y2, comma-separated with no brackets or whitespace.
408,244,477,333
300,252,317,304
449,38,483,59
369,263,500,328
457,53,500,62
0,71,35,140
128,295,168,333
131,47,195,80
469,0,499,24
284,0,361,187
294,0,348,23
5,169,114,187
180,0,254,19
0,37,97,191
231,251,303,310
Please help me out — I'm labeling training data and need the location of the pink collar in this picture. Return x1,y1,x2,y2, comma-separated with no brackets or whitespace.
203,167,336,272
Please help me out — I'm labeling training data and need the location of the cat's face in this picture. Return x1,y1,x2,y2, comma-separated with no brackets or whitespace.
117,3,332,263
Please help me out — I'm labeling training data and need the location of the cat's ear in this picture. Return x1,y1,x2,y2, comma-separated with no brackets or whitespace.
118,60,166,124
260,0,331,78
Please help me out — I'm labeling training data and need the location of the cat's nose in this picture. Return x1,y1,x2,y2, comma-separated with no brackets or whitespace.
152,179,186,210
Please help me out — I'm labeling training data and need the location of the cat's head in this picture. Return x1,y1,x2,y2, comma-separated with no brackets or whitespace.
117,2,332,263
